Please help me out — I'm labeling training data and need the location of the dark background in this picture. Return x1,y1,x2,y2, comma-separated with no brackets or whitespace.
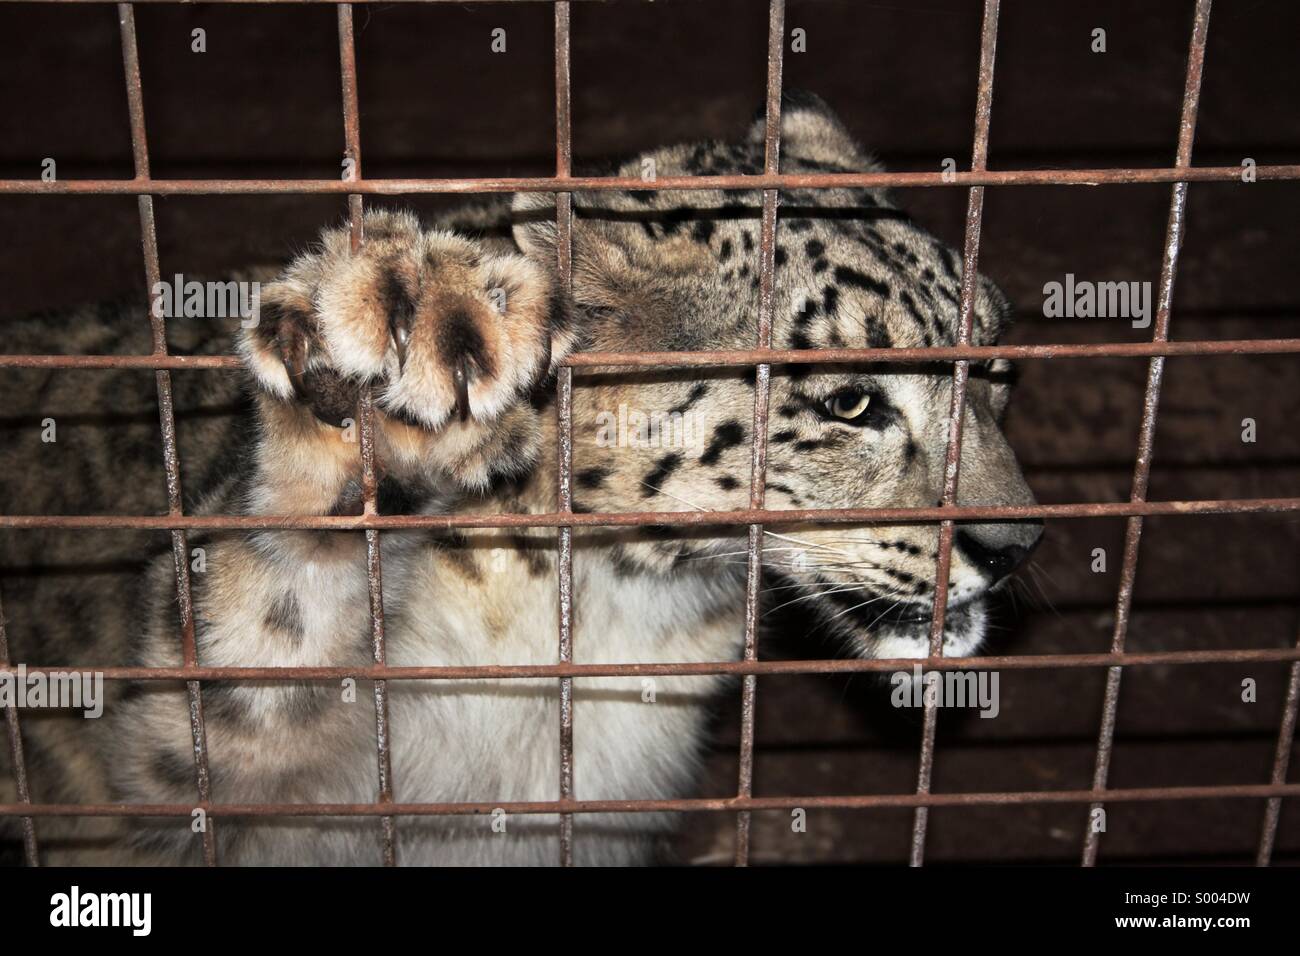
1,0,1298,864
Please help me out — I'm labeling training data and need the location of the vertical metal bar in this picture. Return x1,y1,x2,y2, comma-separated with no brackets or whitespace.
0,591,38,865
337,3,396,866
1081,0,1212,867
554,0,576,867
117,2,217,867
733,0,786,868
360,397,396,865
338,4,364,249
1257,627,1300,865
909,0,1000,867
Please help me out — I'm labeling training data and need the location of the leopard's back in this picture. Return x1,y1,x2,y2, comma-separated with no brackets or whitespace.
0,302,257,861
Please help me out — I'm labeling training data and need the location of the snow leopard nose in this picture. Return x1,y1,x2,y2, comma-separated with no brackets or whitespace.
954,523,1043,583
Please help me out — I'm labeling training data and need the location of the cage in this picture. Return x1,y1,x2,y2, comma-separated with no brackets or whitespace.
0,0,1297,867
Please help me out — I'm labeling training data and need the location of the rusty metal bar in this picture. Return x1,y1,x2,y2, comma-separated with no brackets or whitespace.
361,409,397,865
360,387,397,866
0,591,38,865
733,0,786,869
1082,0,1213,868
910,0,1000,868
1,0,595,3
0,0,1290,868
10,646,1300,683
556,338,1300,366
4,336,1300,371
336,2,397,866
6,781,1300,822
553,0,576,867
3,0,605,4
1257,624,1300,865
116,1,217,867
3,495,1299,533
339,5,364,248
4,165,1299,195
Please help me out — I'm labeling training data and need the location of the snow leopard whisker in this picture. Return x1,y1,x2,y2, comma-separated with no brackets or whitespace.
639,482,851,559
766,584,870,615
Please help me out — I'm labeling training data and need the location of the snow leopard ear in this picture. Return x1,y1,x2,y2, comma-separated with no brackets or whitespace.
748,90,883,171
511,192,656,313
510,191,565,266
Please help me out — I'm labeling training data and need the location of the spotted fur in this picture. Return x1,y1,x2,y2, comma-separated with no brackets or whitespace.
0,94,1039,865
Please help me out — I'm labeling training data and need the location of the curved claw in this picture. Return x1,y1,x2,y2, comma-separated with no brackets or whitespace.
390,317,411,373
452,360,471,423
276,322,313,404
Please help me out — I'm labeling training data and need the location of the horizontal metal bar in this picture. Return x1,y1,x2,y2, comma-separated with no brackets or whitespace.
1,496,1297,532
443,338,1300,366
3,338,1297,373
1,0,588,4
1,165,1297,197
8,647,1300,683
4,782,1299,820
0,354,242,370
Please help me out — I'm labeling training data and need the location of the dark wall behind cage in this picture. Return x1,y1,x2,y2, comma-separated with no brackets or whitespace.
0,0,1298,864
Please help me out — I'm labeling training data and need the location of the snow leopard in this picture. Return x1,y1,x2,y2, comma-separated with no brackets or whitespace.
0,93,1040,865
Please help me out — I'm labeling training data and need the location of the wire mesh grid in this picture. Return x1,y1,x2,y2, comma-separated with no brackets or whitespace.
0,0,1298,868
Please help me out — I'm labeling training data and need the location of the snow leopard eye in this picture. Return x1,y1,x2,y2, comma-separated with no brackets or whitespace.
824,390,872,423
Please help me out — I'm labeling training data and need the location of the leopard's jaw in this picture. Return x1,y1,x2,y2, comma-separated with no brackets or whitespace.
858,598,988,661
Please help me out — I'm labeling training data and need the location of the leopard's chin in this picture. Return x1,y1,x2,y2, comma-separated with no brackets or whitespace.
856,597,988,662
785,576,990,662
